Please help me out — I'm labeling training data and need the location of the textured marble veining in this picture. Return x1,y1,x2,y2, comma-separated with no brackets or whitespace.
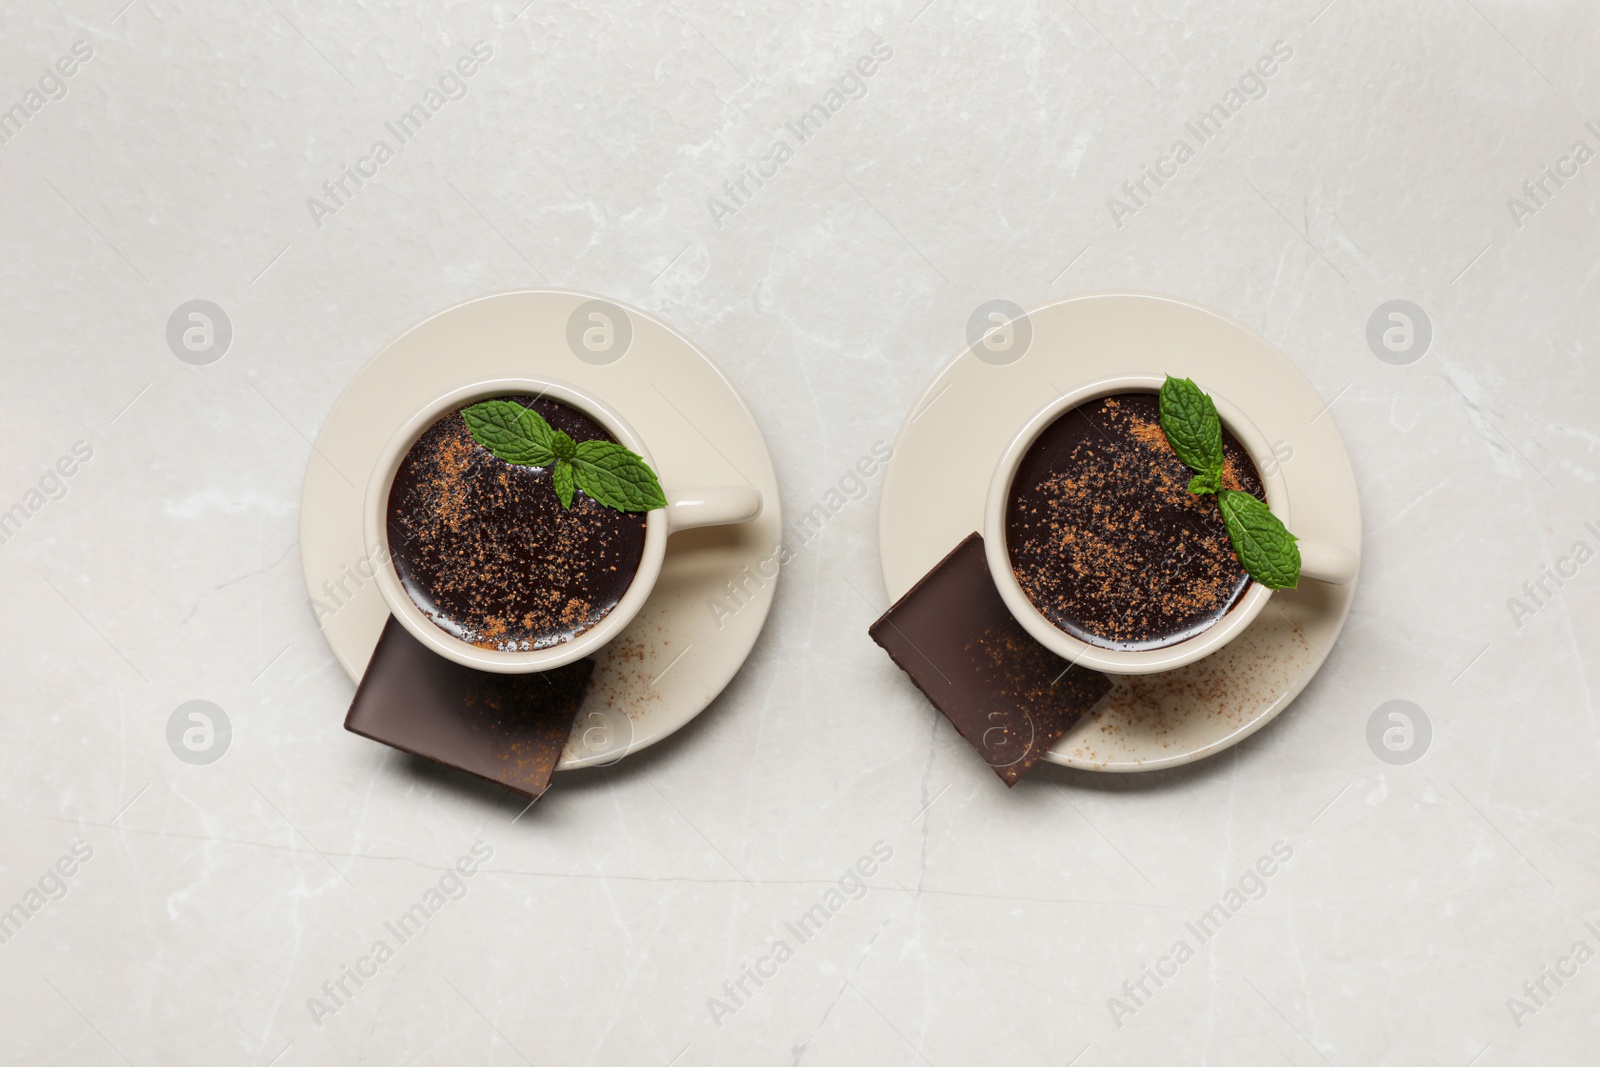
2,0,1598,1063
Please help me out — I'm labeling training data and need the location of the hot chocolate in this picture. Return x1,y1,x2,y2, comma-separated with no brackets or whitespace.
1004,392,1266,651
385,395,647,651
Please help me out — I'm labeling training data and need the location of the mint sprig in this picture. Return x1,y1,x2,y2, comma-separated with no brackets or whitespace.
460,400,666,513
571,438,669,511
1156,375,1300,590
1158,376,1225,495
551,455,576,508
1217,488,1301,590
462,399,556,467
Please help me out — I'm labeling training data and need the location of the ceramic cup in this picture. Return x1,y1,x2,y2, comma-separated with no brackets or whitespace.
364,376,762,673
983,373,1358,675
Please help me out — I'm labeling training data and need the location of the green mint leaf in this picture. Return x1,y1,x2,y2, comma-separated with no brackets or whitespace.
552,458,575,509
1159,375,1225,493
461,400,556,467
570,439,668,512
461,401,663,513
1217,489,1301,590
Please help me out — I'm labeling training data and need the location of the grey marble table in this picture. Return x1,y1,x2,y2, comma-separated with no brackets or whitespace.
2,1,1596,1063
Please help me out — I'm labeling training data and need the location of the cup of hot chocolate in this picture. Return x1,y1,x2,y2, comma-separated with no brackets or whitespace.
364,377,762,673
983,373,1358,675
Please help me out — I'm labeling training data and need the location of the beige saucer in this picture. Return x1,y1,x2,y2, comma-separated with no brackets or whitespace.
299,290,782,769
877,292,1361,772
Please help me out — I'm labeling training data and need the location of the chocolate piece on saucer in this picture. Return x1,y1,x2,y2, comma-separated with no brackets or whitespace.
868,533,1112,785
346,616,593,801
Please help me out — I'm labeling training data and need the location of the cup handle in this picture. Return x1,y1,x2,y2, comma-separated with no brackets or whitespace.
665,487,763,533
1296,537,1360,586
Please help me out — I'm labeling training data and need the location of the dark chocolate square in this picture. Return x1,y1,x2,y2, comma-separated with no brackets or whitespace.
869,533,1111,785
345,616,594,801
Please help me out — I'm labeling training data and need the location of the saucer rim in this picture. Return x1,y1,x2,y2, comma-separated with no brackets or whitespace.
877,290,1361,772
299,288,782,771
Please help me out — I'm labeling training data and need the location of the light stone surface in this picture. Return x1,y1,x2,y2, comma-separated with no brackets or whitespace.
2,1,1597,1064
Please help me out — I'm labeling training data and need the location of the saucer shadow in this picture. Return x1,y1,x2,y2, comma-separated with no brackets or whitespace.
1027,743,1240,796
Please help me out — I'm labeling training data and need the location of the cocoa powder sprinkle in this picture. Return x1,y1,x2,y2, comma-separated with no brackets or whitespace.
386,397,647,652
1004,392,1266,651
